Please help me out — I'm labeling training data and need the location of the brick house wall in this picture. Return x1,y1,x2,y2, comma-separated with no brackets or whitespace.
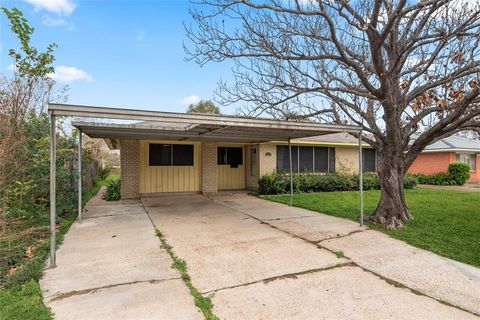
259,144,277,176
408,152,455,176
120,139,140,199
408,152,480,183
471,155,480,183
335,147,360,174
201,142,217,193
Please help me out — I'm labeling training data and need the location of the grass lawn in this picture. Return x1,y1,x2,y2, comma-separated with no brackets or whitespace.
263,188,480,268
0,175,117,320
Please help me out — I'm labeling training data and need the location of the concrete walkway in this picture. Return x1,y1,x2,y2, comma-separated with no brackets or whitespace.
144,193,480,320
40,189,203,320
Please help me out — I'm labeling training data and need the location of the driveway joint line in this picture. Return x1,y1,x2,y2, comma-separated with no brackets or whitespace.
201,262,354,295
82,211,146,220
209,195,479,317
47,277,182,302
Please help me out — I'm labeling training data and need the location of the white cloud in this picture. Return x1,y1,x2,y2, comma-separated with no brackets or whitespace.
48,66,93,83
7,64,15,71
41,16,75,30
177,95,201,106
22,0,75,15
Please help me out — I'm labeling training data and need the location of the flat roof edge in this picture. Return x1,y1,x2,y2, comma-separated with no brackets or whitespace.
50,103,362,133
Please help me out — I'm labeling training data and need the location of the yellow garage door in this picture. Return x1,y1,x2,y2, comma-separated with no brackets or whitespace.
139,141,201,193
217,145,246,190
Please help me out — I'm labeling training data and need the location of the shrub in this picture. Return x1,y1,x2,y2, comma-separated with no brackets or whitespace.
447,163,470,185
403,174,418,189
258,172,289,195
105,178,121,201
98,166,111,180
414,163,470,186
258,172,417,195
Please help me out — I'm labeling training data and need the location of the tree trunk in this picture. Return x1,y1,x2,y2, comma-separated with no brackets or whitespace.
370,153,412,229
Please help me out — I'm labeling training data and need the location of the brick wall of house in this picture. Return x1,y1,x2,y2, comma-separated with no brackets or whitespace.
471,155,480,183
120,139,140,199
259,144,277,176
201,142,217,193
408,152,455,175
408,152,480,183
336,147,360,174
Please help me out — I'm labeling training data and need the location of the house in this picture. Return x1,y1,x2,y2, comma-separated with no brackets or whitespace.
408,135,480,183
56,103,480,201
51,104,368,199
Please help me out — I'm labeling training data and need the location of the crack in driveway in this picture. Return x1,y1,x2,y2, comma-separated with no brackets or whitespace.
48,277,182,302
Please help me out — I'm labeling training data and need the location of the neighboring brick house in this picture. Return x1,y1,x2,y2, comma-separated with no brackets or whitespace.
408,135,480,183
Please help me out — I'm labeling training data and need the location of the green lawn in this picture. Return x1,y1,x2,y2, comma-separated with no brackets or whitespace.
0,175,117,320
263,188,480,268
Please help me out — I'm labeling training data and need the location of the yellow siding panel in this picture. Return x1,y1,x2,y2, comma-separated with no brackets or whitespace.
139,140,201,193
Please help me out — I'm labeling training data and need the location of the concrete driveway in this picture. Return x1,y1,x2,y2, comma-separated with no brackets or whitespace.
40,191,203,320
41,191,480,319
144,193,480,320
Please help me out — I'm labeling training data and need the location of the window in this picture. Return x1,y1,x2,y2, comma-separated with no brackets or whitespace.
149,144,171,166
362,149,376,172
299,146,314,172
276,145,335,173
456,153,476,171
218,147,243,167
149,144,194,166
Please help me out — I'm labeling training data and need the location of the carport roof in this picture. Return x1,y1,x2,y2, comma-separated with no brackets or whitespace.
49,103,361,144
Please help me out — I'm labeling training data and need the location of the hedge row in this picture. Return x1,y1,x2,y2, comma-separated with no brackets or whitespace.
413,163,471,186
258,172,418,195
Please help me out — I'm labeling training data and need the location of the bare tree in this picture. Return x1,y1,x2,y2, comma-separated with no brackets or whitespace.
185,0,480,228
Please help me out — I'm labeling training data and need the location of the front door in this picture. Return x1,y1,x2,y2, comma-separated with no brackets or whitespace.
217,145,245,190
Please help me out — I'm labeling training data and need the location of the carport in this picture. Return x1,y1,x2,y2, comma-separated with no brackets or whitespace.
47,103,364,267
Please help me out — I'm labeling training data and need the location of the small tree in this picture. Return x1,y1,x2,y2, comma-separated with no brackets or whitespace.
186,0,480,228
0,7,65,231
187,99,221,114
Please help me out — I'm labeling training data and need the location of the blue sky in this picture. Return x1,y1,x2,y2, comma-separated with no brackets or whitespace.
0,0,235,113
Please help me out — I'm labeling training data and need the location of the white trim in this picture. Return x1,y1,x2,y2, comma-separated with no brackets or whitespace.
422,148,480,153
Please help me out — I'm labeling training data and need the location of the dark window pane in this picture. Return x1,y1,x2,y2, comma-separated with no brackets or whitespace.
328,148,336,173
218,147,243,167
173,145,194,166
276,145,298,172
299,146,313,172
363,149,376,172
227,147,243,167
149,144,171,166
314,147,329,172
218,147,227,165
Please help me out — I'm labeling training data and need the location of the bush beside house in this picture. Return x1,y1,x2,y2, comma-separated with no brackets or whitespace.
414,163,470,186
104,177,121,201
258,172,418,195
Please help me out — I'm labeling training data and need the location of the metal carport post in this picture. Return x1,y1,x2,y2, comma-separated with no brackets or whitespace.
78,130,82,223
358,129,364,226
49,115,56,268
288,138,293,206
